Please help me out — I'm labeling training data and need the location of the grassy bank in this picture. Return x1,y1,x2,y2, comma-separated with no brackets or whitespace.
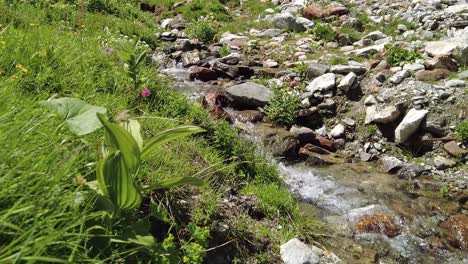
0,1,318,263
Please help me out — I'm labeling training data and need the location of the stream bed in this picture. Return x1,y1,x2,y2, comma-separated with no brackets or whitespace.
162,67,467,264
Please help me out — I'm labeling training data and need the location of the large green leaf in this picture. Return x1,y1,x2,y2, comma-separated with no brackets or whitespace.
141,126,206,159
119,119,143,151
40,97,107,136
97,113,141,173
96,151,142,210
143,177,204,191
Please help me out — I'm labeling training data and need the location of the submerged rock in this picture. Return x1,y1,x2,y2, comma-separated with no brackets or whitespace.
299,144,346,165
354,214,401,238
440,215,468,250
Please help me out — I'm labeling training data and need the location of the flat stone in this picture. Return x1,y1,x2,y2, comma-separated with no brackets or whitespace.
445,79,465,88
365,105,401,124
415,69,450,81
403,63,425,72
306,63,329,80
330,65,366,75
307,73,336,92
225,82,272,109
220,33,249,48
444,141,466,158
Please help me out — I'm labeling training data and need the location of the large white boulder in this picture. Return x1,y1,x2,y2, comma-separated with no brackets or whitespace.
395,109,428,143
280,238,320,264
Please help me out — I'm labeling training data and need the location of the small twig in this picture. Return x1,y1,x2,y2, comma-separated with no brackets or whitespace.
418,137,456,142
204,239,236,252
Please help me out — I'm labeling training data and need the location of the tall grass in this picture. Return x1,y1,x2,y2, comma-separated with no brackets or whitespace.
0,1,319,262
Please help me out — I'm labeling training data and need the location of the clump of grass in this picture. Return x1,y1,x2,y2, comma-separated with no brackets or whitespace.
455,120,468,144
186,15,219,43
385,45,421,67
310,22,337,41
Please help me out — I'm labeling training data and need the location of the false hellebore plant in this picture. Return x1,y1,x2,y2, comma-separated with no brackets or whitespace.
41,97,205,215
95,113,205,213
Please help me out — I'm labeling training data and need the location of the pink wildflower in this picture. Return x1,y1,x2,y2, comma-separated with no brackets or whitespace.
141,88,151,97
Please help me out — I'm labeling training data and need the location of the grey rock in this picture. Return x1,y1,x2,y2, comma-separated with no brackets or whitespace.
445,79,465,88
433,156,456,170
381,156,404,173
307,73,336,93
181,50,201,67
306,63,330,80
280,239,320,264
330,124,346,138
330,65,367,75
225,82,272,108
220,33,249,48
403,63,425,72
338,72,357,92
350,43,387,57
266,13,307,32
363,31,387,41
365,105,401,124
395,108,428,144
254,28,282,38
290,126,316,144
390,70,410,85
364,95,378,106
342,117,356,127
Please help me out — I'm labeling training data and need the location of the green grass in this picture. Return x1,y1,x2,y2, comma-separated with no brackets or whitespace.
0,1,318,262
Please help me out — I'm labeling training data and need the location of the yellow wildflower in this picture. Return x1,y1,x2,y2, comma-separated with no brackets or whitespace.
15,64,28,73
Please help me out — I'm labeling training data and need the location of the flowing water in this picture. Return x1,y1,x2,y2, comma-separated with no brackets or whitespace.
162,67,468,264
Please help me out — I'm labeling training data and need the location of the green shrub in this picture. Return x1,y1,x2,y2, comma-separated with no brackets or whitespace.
455,121,468,143
386,45,421,66
311,22,336,41
265,85,300,127
186,15,218,43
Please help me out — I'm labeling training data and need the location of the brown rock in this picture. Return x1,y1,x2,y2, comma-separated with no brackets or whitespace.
303,6,323,19
425,55,458,72
439,215,468,250
354,214,401,238
415,69,450,81
315,136,336,152
444,141,466,158
190,67,219,82
303,6,349,19
325,6,349,17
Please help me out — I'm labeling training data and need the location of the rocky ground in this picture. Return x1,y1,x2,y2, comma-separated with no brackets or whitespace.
152,0,467,262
